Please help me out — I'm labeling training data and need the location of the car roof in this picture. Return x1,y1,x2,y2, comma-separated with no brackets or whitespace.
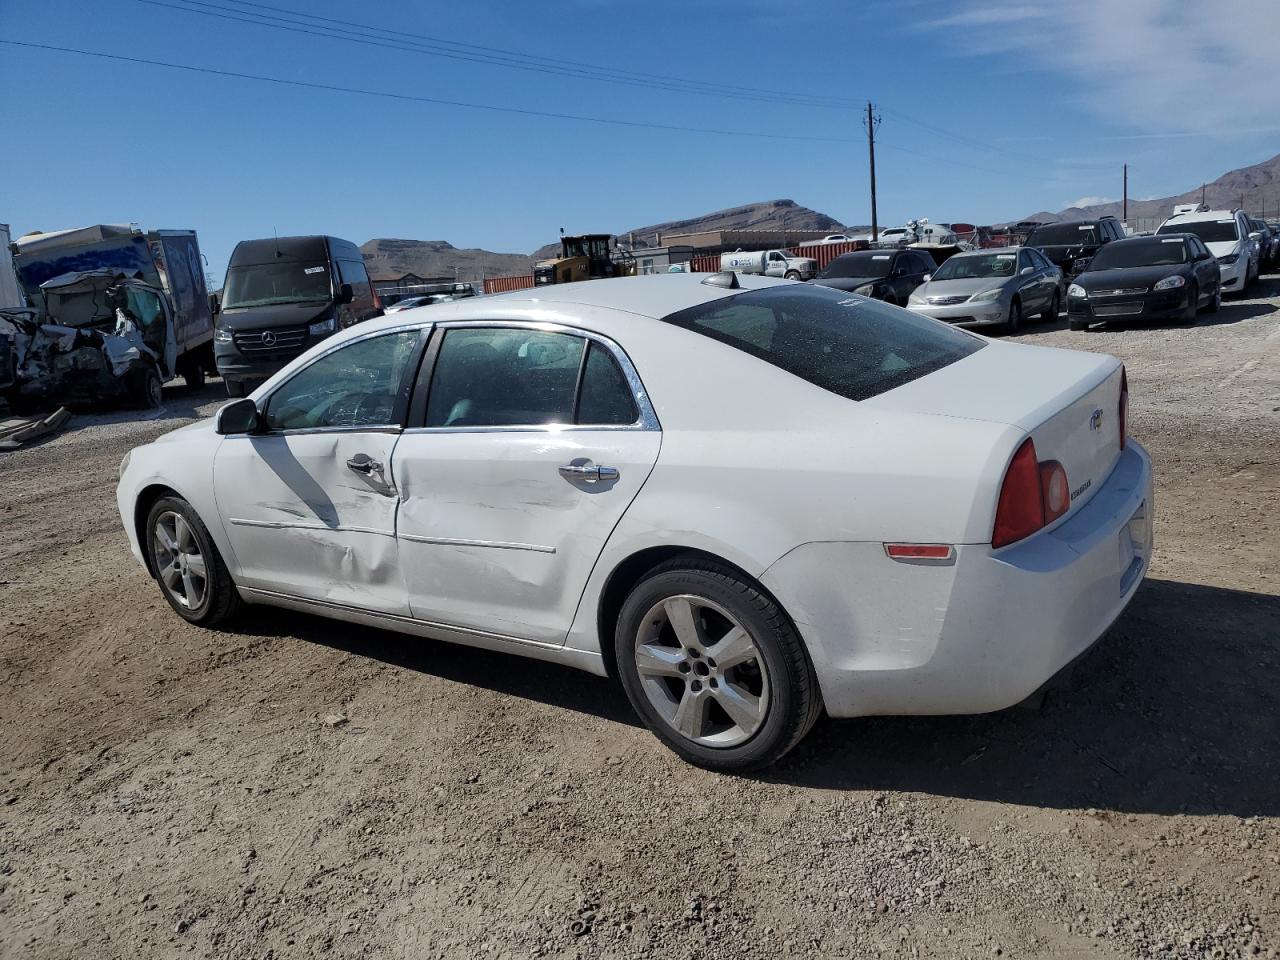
1163,209,1238,223
478,272,790,319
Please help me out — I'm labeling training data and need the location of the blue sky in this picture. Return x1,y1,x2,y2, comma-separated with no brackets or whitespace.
3,0,1279,278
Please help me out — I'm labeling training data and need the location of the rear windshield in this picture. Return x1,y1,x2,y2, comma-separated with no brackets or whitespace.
1088,237,1188,269
818,251,895,279
1027,223,1099,246
1157,219,1238,243
661,285,984,402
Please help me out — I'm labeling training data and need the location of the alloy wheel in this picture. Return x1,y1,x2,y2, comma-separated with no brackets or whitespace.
633,595,771,748
153,511,208,610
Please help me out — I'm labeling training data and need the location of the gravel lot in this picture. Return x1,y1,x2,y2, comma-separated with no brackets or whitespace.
2,275,1278,960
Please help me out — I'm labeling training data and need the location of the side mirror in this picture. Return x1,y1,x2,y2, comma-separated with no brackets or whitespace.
209,292,221,316
1020,266,1034,275
1249,232,1261,241
216,397,260,435
337,283,355,305
922,273,932,282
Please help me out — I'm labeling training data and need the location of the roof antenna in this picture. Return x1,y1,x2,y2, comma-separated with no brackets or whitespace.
274,226,282,259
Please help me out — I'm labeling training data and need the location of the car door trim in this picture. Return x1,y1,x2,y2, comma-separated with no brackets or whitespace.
228,517,397,537
397,533,557,554
404,319,660,432
238,586,560,649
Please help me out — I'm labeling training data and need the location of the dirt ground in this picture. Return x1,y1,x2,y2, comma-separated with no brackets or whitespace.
1,274,1278,960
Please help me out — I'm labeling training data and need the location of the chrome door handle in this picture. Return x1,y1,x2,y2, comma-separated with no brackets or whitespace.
346,453,382,475
559,460,619,483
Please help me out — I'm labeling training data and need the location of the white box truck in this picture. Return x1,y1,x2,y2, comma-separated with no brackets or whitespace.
719,249,817,281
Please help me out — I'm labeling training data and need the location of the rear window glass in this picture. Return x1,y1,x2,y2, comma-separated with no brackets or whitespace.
1156,219,1239,244
661,285,984,402
1027,223,1099,245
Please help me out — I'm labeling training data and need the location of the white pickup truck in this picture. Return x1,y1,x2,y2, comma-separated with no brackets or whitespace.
719,249,818,281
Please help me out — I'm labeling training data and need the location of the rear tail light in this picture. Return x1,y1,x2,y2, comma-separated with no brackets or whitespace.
1119,366,1128,450
372,287,383,312
992,439,1072,548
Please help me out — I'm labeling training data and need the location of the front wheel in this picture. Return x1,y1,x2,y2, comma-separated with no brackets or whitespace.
145,496,242,625
615,558,821,771
1205,284,1222,313
1041,291,1060,322
1179,283,1198,325
1003,298,1022,335
181,362,206,390
128,365,163,409
784,270,801,281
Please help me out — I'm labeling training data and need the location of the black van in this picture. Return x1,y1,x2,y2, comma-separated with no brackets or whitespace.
213,235,381,396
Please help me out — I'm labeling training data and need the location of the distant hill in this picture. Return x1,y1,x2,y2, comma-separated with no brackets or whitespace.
360,239,534,284
365,199,855,281
1023,152,1280,226
532,199,854,259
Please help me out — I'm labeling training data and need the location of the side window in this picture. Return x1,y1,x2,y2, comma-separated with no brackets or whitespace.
1033,249,1053,270
338,259,370,294
914,254,934,274
263,330,420,431
425,328,584,427
577,341,639,425
1016,251,1033,272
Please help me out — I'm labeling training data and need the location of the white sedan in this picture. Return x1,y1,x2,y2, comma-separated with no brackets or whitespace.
117,274,1153,770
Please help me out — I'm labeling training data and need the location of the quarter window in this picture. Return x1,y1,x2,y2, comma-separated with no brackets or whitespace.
577,341,639,425
262,330,420,431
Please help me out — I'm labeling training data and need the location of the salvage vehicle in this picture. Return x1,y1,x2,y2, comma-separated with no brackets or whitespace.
10,224,215,396
117,273,1152,771
907,247,1063,333
1154,209,1256,296
1067,234,1221,330
810,248,933,305
1024,217,1125,278
718,249,818,281
214,235,381,398
534,234,636,286
2,269,178,410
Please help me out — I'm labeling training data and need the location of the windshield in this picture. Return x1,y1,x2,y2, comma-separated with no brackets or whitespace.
1156,219,1238,244
1027,223,1099,245
818,252,895,279
223,262,331,309
661,284,983,402
1088,238,1188,270
930,253,1019,280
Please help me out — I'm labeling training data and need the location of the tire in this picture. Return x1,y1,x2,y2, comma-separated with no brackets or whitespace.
182,363,206,390
144,496,242,626
1177,282,1198,325
129,365,163,409
1069,318,1090,331
1205,284,1221,313
225,378,247,398
1041,291,1060,323
784,270,801,281
615,557,821,772
1003,298,1022,335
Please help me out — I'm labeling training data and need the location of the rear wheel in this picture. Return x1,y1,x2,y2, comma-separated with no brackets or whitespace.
181,360,206,390
145,496,241,625
225,378,246,398
615,557,821,771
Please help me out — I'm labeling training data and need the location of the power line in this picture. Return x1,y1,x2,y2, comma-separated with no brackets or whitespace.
217,0,860,106
878,105,1057,168
136,0,864,111
0,39,859,144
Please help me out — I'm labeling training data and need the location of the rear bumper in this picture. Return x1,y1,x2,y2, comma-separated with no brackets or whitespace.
760,440,1154,717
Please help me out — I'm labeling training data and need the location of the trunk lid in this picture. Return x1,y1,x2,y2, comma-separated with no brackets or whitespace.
866,340,1124,515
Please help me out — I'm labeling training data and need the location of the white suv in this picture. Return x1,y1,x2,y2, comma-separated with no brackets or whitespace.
1155,209,1257,295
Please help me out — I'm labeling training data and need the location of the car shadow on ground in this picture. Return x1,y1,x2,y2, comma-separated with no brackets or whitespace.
239,577,1278,817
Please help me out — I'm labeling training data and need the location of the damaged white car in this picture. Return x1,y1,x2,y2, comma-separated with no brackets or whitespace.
0,270,176,410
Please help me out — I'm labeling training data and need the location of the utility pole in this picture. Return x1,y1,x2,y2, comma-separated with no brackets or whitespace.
1201,183,1206,207
864,101,881,242
1122,163,1128,225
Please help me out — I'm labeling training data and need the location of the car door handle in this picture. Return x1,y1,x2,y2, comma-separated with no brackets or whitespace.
346,453,382,475
559,460,619,483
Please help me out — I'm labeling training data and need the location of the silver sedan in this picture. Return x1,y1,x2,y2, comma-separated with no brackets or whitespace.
906,246,1064,334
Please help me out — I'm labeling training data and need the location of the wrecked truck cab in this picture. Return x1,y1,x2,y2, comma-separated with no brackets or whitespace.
1,270,175,410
